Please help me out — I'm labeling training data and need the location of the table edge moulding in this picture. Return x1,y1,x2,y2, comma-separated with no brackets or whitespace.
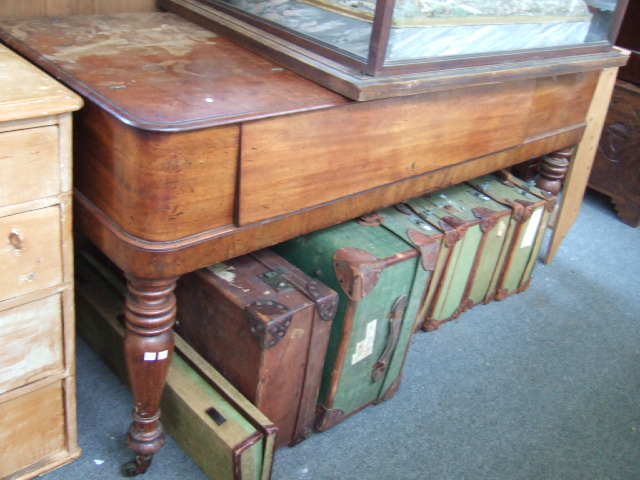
0,9,627,477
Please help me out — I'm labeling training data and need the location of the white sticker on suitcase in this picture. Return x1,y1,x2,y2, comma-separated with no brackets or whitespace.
351,319,377,365
497,218,507,237
207,262,250,292
207,262,235,282
520,208,543,248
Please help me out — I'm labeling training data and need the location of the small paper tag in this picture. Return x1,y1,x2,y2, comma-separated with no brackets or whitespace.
521,208,543,248
143,350,169,361
207,262,235,283
351,319,377,365
496,218,507,237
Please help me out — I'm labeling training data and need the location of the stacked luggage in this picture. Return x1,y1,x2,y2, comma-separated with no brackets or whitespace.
404,182,512,331
466,172,556,300
170,170,555,450
76,169,556,479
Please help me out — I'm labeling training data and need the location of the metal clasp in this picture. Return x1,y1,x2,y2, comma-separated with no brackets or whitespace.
259,268,294,292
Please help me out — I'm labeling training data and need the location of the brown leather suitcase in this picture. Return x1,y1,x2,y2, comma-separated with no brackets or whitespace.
175,249,338,449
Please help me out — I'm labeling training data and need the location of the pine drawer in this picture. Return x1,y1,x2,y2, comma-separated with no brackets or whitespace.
0,379,77,479
0,294,64,395
0,205,63,303
0,125,61,208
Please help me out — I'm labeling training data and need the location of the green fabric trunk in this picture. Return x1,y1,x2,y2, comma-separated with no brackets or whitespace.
430,184,513,307
406,184,486,326
273,206,441,427
466,173,553,299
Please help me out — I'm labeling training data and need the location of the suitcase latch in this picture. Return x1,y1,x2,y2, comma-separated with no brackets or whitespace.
260,267,337,322
259,268,294,292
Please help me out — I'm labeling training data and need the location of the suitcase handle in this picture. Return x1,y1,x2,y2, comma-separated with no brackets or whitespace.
372,295,408,383
205,407,227,426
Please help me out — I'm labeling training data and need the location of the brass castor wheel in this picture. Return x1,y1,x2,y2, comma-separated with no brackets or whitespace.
121,455,153,477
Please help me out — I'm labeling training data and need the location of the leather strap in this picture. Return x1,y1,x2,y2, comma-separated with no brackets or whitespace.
372,295,408,383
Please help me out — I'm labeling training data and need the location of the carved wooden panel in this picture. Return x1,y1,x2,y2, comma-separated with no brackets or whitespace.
589,80,640,227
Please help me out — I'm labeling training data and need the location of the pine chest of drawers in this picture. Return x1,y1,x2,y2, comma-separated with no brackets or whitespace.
0,43,82,479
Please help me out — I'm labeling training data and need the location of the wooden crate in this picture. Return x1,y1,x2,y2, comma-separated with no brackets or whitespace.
0,43,82,479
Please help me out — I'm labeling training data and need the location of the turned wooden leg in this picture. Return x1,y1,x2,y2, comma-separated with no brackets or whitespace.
534,147,574,195
544,67,619,264
121,275,179,477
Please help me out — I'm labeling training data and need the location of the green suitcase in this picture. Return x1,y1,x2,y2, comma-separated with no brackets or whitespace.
431,184,514,310
466,171,556,300
273,206,441,431
406,185,487,331
75,251,276,480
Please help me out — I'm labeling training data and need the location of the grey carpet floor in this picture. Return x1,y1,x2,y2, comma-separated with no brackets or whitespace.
41,188,640,480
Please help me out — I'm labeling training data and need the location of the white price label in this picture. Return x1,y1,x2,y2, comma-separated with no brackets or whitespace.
521,208,543,248
351,319,377,365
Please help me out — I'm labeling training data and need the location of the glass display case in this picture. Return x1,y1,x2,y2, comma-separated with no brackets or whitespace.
160,0,629,99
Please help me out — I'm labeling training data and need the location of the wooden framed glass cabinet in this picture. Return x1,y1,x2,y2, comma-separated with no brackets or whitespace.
160,0,630,99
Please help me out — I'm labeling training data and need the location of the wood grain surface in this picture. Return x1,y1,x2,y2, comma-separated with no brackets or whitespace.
0,0,156,18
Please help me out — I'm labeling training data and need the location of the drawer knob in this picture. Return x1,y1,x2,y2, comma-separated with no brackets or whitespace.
8,230,24,251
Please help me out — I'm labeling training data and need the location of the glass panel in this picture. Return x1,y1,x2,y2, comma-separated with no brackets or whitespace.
218,0,621,66
228,0,374,60
386,0,621,62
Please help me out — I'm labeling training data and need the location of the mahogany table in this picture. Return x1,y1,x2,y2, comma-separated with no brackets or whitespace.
0,12,626,476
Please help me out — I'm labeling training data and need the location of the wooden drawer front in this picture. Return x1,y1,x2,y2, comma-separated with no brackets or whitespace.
0,125,60,208
0,294,64,395
0,206,62,302
0,381,67,479
523,71,598,139
239,81,533,225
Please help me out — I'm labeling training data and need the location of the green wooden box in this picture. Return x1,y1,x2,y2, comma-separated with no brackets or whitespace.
466,171,555,300
273,206,441,431
75,252,276,480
